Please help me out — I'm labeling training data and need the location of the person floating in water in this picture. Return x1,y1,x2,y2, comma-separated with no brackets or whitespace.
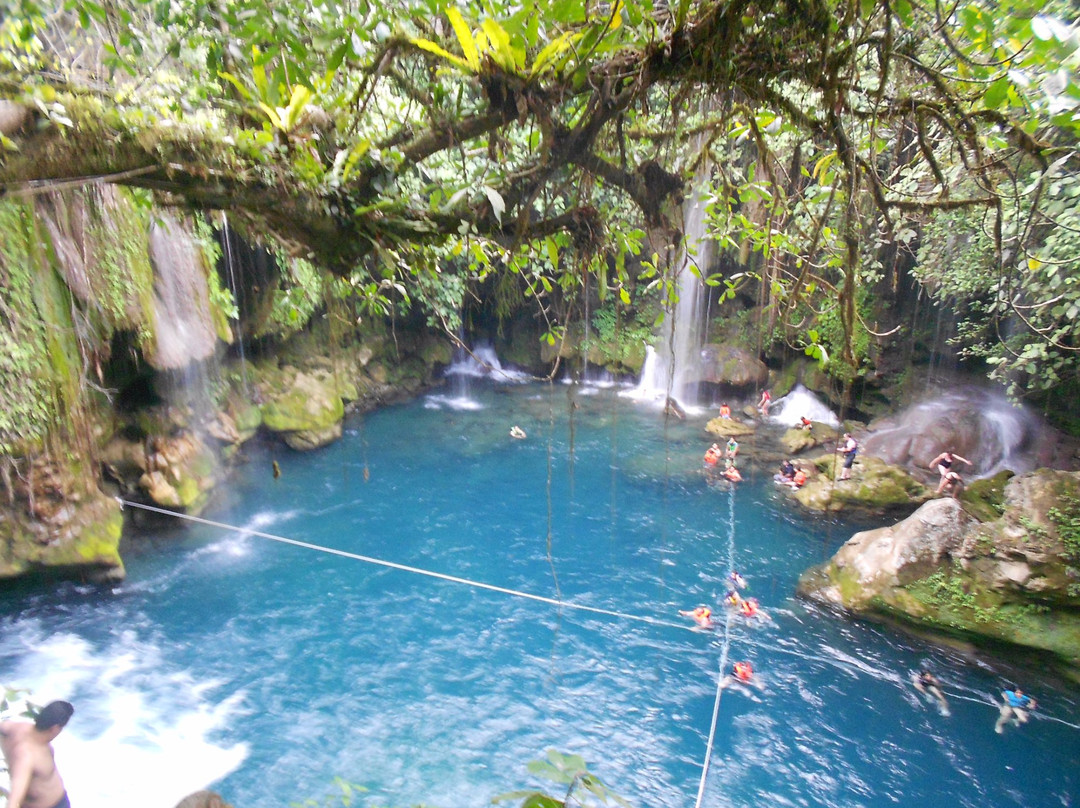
837,433,858,480
739,597,761,618
704,443,723,466
719,402,732,419
678,605,713,628
730,571,747,589
722,463,742,483
757,389,771,416
724,590,742,608
1,700,74,808
913,665,950,715
510,425,527,439
720,660,755,690
929,450,972,494
995,687,1037,733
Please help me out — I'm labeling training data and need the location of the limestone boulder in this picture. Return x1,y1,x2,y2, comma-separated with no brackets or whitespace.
780,423,839,455
799,469,1080,672
0,456,124,581
793,454,931,513
705,417,756,439
697,343,769,387
258,367,345,450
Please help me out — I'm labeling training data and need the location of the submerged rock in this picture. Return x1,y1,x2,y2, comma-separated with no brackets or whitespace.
799,469,1080,671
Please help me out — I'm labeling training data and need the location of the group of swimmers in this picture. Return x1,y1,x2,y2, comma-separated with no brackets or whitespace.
774,458,807,489
913,664,1038,733
679,571,764,630
703,437,742,482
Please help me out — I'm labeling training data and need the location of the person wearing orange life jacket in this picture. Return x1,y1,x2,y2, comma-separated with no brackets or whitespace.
719,403,732,419
720,661,756,691
740,597,760,618
783,468,807,489
723,464,742,482
704,443,722,466
678,605,713,627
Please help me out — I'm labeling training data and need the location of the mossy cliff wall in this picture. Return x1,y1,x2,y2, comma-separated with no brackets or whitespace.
0,188,453,582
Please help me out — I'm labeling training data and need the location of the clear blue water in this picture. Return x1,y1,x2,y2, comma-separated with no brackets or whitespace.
1,382,1078,808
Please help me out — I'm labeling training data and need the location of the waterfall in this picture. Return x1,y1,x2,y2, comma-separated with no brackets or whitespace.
633,168,713,410
427,341,529,410
768,385,840,427
862,385,1068,479
220,213,250,400
147,214,218,371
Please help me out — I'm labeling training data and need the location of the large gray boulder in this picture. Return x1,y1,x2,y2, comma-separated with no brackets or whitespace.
799,469,1080,672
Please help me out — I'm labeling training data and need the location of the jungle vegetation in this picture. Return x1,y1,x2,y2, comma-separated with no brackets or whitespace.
1,0,1078,399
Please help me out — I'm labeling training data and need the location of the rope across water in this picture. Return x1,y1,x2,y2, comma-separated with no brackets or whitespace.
693,486,739,808
116,499,1080,738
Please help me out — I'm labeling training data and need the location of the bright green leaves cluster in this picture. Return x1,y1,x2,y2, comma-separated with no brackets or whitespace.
411,0,651,83
951,1,1080,133
0,201,74,455
493,749,630,808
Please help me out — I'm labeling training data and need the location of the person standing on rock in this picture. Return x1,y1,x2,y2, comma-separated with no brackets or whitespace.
836,433,858,480
1,700,74,808
929,450,972,495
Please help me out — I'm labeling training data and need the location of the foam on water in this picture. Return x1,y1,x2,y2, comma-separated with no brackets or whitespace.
0,628,247,808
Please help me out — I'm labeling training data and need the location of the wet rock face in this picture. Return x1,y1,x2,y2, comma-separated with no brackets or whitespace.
0,455,124,580
861,386,1080,482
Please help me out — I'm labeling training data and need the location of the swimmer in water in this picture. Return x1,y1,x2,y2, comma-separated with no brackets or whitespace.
912,664,950,715
720,661,754,689
730,571,747,589
678,605,713,628
995,687,1037,733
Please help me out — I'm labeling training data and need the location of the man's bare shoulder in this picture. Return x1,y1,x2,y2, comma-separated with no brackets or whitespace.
0,720,34,742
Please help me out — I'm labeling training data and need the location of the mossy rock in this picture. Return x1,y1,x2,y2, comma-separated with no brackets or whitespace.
960,470,1013,523
0,493,124,580
260,370,345,433
284,422,344,451
780,424,839,454
704,417,756,439
795,454,932,512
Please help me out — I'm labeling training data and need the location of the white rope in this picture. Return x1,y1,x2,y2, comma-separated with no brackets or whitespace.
693,487,739,808
118,499,1080,737
118,499,691,633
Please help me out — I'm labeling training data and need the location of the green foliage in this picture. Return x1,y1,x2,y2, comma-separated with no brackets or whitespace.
918,564,1005,626
494,749,630,808
264,255,326,337
289,777,368,808
0,201,67,454
1047,492,1080,596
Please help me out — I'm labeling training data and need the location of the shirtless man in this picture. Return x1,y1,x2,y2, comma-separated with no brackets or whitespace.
1,701,73,808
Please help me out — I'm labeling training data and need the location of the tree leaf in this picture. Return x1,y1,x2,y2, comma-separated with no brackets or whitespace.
446,6,480,71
